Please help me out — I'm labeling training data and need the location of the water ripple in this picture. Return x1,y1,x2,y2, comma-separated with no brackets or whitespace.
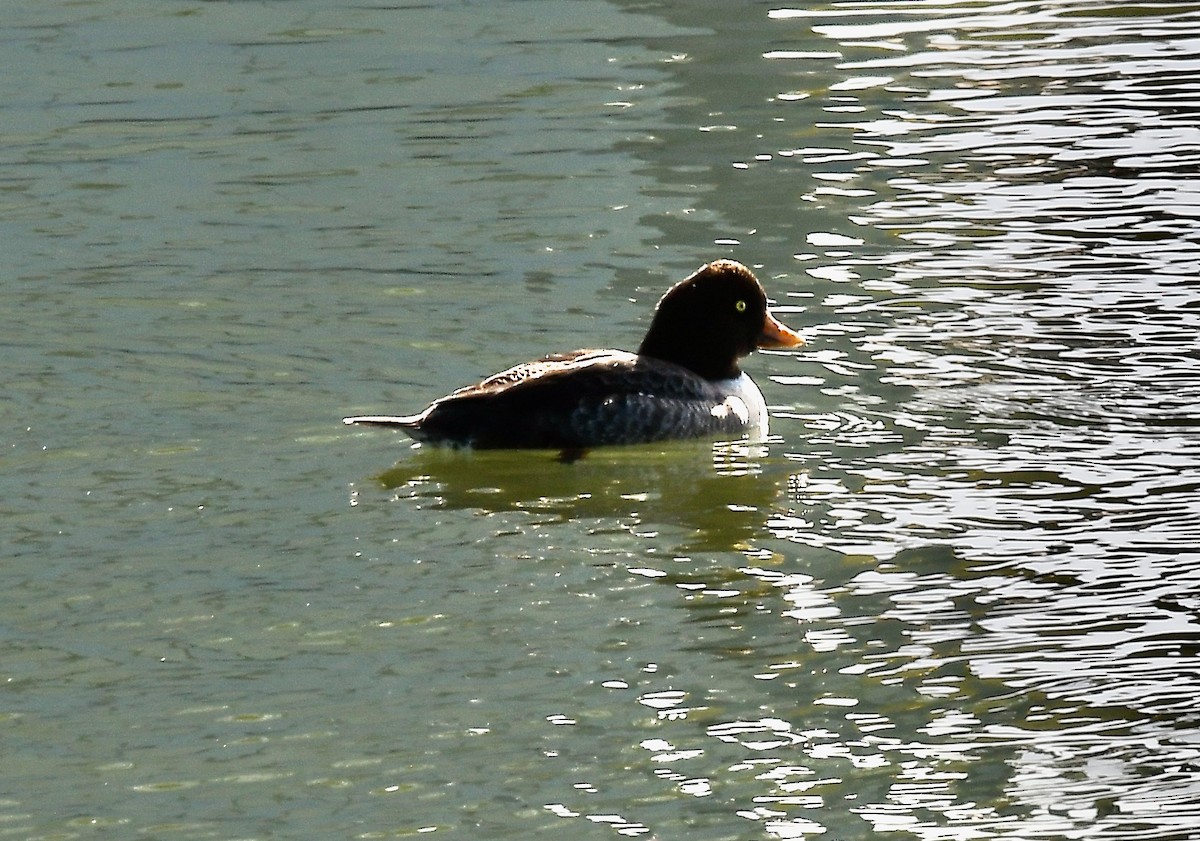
752,2,1200,836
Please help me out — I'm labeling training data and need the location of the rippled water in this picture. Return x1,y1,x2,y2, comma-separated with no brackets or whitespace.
4,0,1200,839
758,3,1200,836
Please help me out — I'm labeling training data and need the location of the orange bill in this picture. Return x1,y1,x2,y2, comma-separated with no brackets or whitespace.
757,311,806,349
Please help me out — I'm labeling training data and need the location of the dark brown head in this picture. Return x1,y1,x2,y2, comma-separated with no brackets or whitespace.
636,259,804,380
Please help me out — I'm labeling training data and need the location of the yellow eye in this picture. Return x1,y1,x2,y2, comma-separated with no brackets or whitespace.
735,299,747,313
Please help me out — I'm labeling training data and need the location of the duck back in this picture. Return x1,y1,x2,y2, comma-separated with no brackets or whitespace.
407,350,756,449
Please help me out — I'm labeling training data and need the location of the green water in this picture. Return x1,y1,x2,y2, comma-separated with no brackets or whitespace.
4,1,1200,838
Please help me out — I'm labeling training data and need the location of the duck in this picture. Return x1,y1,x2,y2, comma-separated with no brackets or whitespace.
343,259,804,453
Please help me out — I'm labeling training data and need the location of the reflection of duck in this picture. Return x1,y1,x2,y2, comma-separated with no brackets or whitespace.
372,441,786,553
344,260,803,455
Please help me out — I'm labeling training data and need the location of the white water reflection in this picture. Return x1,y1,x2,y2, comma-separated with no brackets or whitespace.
738,1,1200,838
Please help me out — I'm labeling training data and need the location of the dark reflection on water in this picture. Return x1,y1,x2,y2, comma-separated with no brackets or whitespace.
370,440,785,553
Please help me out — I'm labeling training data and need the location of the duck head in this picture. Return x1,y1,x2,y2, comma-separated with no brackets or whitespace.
637,259,804,380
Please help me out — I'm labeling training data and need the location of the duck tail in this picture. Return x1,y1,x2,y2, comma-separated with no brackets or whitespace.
342,414,423,428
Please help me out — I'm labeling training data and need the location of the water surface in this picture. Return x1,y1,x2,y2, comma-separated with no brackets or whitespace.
3,1,1200,839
